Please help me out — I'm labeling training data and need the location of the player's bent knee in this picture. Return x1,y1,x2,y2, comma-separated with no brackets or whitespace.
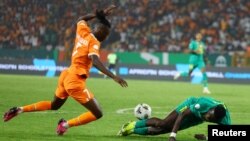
94,111,103,119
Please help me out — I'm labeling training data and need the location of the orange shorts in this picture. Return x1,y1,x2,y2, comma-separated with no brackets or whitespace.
55,69,94,104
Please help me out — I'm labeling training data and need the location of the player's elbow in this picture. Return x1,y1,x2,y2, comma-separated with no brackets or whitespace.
91,55,100,66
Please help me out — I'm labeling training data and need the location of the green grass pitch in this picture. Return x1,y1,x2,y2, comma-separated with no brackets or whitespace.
0,74,249,141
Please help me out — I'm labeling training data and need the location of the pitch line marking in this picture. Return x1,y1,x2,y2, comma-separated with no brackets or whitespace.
116,107,170,115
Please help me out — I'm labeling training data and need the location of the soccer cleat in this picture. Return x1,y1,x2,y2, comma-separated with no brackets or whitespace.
173,72,181,80
3,107,21,122
203,87,211,94
117,121,135,136
56,118,68,135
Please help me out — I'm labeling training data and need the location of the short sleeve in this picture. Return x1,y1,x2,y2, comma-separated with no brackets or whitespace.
88,36,100,58
77,20,91,36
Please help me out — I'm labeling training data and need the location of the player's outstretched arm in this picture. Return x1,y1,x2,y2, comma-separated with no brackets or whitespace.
77,5,116,22
169,108,192,141
90,55,128,87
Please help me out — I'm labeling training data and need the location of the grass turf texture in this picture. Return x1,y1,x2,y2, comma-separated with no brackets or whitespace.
0,74,249,141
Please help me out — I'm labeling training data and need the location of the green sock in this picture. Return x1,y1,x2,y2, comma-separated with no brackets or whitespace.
202,72,208,87
134,127,148,135
135,119,147,128
181,72,188,77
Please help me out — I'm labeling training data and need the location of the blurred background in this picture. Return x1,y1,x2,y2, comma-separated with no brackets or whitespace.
0,0,249,81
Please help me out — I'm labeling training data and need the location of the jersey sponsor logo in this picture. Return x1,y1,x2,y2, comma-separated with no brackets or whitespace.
195,104,200,109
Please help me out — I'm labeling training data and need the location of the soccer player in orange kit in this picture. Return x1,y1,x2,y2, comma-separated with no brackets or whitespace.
3,5,128,135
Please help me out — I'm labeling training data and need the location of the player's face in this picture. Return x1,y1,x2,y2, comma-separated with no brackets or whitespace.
93,25,110,42
203,108,216,122
196,33,202,41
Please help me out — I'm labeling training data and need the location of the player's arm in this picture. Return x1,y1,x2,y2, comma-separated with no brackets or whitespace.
77,5,116,22
194,109,230,140
203,51,209,65
189,47,201,55
203,43,209,64
90,55,128,87
169,108,193,141
189,49,201,55
188,41,201,55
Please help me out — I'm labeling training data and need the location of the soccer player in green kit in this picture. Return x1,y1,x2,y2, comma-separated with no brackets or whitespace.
118,96,231,141
174,33,211,94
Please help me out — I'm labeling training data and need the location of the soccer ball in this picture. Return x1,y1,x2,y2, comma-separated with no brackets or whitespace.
134,103,152,120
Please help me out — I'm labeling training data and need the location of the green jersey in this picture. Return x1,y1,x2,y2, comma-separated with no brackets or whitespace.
107,53,117,65
188,40,206,69
175,96,231,130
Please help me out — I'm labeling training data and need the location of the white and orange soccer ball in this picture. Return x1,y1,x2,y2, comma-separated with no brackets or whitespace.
134,103,152,120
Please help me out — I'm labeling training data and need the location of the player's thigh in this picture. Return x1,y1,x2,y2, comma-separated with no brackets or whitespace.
198,61,205,71
55,70,69,99
162,110,178,128
64,74,94,104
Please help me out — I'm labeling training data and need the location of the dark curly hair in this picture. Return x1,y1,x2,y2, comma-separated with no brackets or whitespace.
96,10,111,28
214,105,226,121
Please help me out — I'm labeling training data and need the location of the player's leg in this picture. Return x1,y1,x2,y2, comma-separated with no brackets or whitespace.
199,63,211,94
145,110,177,134
188,65,197,76
57,92,101,135
21,95,67,111
66,97,102,128
57,96,102,135
3,96,67,122
131,116,173,136
56,74,102,135
119,110,177,136
3,70,69,122
118,126,168,136
174,64,195,80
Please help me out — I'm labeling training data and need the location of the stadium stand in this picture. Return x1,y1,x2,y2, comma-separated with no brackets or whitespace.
0,0,249,65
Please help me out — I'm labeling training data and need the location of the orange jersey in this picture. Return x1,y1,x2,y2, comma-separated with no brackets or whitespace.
68,20,100,76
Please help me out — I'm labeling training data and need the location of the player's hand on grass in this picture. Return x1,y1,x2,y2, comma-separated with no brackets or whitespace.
169,137,176,141
194,134,207,140
113,76,128,87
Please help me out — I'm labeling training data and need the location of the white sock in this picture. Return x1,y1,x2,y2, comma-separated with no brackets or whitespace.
63,122,69,128
18,107,24,113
